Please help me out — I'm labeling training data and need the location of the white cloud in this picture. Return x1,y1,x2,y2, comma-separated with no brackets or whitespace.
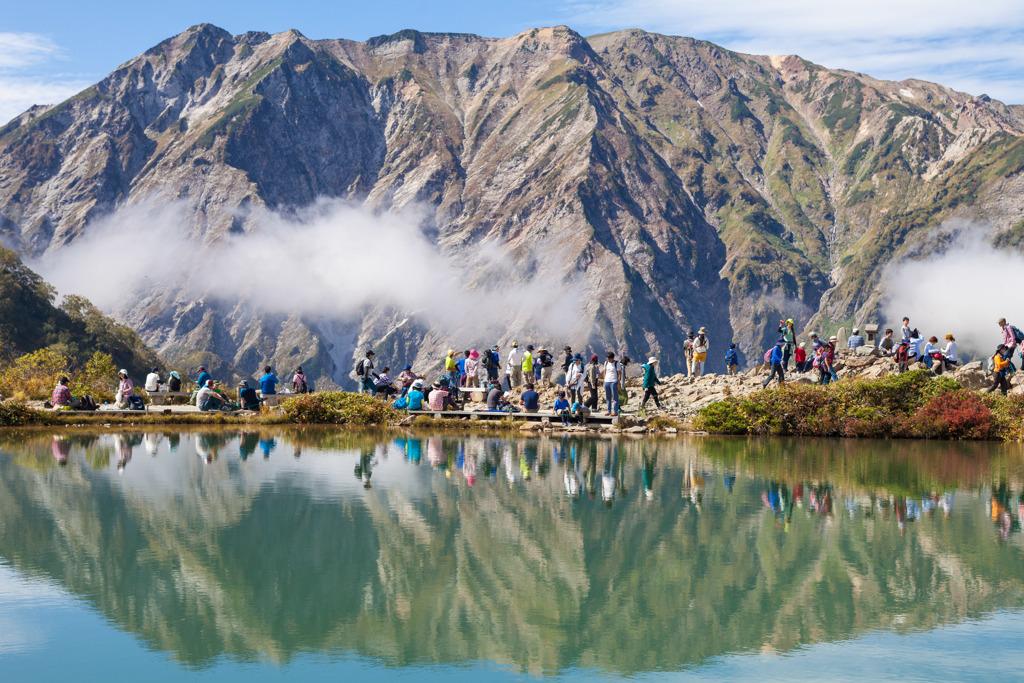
0,32,92,125
563,0,1024,103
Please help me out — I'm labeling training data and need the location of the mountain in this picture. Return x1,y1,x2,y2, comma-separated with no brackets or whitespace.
2,24,1022,384
0,245,162,376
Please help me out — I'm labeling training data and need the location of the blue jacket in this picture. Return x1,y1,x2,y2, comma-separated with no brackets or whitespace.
725,349,738,366
196,371,212,387
770,345,785,364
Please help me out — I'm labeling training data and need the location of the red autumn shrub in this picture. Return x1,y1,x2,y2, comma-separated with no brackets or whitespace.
914,390,994,440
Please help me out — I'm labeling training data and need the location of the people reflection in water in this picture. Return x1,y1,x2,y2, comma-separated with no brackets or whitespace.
463,448,477,487
601,445,617,507
114,434,133,471
354,448,375,488
427,437,444,467
585,445,597,499
238,433,259,460
639,456,656,500
259,436,276,459
683,460,704,511
564,444,581,501
144,433,160,456
51,435,70,465
167,433,180,453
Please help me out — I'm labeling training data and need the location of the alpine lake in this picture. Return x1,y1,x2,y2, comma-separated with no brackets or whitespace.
1,428,1023,681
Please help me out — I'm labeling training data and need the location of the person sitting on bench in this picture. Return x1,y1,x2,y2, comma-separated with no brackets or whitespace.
197,380,224,411
238,380,261,411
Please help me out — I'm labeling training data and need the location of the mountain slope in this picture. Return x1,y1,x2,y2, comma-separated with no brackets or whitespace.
1,25,1021,383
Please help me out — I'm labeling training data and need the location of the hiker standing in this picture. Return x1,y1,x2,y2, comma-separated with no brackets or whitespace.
565,354,585,406
486,345,500,383
538,347,554,385
793,343,806,373
356,350,376,394
584,354,600,410
444,350,459,388
684,332,695,378
900,317,912,342
601,351,623,416
988,345,1012,395
692,328,709,377
465,350,481,388
779,319,796,370
999,317,1019,352
507,342,523,388
725,344,739,375
561,346,574,376
640,357,662,410
762,338,786,388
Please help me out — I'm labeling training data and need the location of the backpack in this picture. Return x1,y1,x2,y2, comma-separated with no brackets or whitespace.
1012,325,1024,344
763,349,772,364
355,358,366,375
127,395,146,411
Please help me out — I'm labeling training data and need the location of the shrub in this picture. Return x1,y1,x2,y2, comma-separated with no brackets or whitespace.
282,392,398,426
71,351,118,401
693,399,752,434
0,348,73,400
0,401,57,426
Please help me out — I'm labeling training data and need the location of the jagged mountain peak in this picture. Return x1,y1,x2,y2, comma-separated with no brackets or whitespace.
2,26,1022,385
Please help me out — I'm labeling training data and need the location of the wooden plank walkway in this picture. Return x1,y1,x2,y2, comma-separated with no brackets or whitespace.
407,409,620,425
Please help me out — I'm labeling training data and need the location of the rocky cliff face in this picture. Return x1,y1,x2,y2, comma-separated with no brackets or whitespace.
2,25,1022,385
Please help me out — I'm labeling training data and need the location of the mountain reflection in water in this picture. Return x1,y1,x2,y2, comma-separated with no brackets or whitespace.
1,430,1023,675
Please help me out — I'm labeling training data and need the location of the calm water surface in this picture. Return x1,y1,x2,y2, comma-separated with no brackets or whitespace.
1,429,1023,681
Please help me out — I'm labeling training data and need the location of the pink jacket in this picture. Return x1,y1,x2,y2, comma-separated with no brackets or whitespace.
1002,324,1016,348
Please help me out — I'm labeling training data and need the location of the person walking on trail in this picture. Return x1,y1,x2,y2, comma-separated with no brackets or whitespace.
684,332,695,378
356,350,376,394
565,353,585,406
826,336,839,382
847,328,865,349
762,338,786,388
640,357,662,411
601,351,623,416
585,354,600,410
999,317,1020,352
692,328,709,377
508,342,523,388
988,345,1013,395
894,338,911,374
779,319,796,369
115,369,134,409
794,343,807,373
725,344,739,375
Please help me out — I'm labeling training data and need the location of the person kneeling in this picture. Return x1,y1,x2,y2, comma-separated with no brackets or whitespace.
553,391,571,425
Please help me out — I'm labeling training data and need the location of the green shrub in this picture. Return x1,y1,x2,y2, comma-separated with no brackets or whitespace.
0,401,57,426
693,399,751,434
282,392,398,426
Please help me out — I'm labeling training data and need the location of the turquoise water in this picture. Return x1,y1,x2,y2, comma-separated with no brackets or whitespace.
1,430,1023,680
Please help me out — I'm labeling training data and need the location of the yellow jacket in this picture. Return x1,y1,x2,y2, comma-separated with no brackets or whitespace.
445,356,457,372
994,353,1010,373
522,351,534,372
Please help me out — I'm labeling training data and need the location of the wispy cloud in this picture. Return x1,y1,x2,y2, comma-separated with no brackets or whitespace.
0,32,92,124
562,0,1024,104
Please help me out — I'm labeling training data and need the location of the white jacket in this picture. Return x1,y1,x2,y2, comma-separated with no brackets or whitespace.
565,363,584,390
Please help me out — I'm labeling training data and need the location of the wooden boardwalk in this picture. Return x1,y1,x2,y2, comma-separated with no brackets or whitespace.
408,409,620,425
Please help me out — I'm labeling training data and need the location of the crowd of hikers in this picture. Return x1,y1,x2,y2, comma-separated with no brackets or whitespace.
48,316,1024,414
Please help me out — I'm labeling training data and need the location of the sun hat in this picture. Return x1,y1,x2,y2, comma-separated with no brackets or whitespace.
412,379,424,388
698,327,708,334
573,353,583,361
512,341,519,347
119,368,128,376
492,344,499,350
829,336,838,342
469,350,480,359
591,354,598,362
239,380,249,387
403,364,412,371
447,349,454,356
439,377,450,387
945,334,954,340
648,357,657,364
786,318,794,324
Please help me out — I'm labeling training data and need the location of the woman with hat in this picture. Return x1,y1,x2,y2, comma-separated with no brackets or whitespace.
464,350,481,388
692,327,709,377
640,357,662,411
397,364,416,396
537,346,554,385
115,369,134,409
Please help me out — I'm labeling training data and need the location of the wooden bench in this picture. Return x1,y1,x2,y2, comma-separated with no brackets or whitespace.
148,391,192,405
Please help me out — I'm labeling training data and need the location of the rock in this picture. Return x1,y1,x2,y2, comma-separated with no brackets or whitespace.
625,426,647,433
519,422,542,431
855,346,878,356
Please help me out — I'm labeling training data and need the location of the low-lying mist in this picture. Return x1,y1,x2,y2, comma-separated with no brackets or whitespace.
882,225,1024,358
34,198,591,344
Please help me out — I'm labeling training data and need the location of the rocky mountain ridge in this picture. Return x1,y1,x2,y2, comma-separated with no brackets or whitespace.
2,24,1022,386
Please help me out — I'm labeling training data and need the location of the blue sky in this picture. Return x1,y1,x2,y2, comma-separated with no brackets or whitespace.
2,0,1022,122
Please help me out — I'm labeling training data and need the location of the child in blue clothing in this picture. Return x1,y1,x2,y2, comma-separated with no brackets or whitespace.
571,401,588,425
725,344,739,375
553,391,571,425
